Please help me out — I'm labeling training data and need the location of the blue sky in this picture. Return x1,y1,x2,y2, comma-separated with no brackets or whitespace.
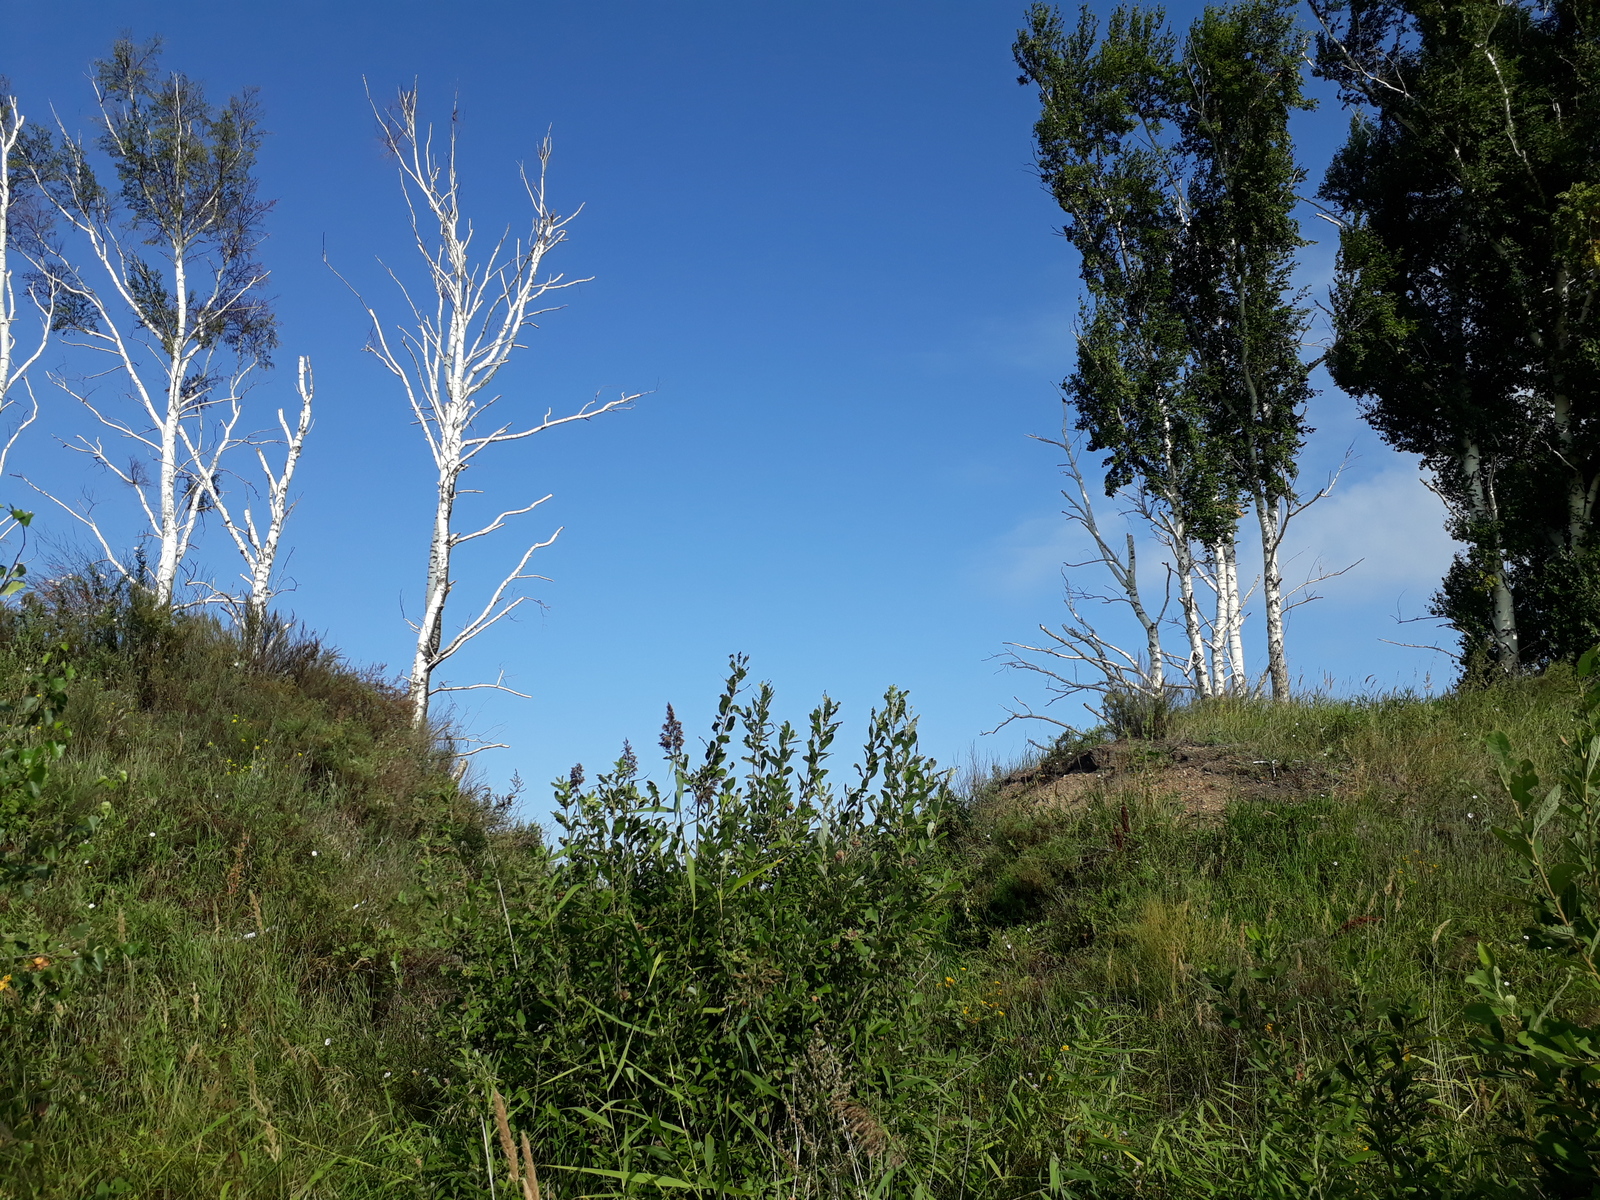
0,0,1455,817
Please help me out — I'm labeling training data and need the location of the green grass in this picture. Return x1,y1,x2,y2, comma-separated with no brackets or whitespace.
0,587,490,1198
936,674,1592,1194
2,590,1594,1197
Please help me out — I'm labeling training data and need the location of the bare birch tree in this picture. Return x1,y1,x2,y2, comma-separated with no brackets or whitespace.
1,90,48,444
1,98,50,472
996,429,1184,737
189,355,313,638
24,40,276,607
356,87,641,727
0,87,53,596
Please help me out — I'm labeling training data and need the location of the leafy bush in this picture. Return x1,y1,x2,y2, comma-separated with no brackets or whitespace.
1472,649,1600,1192
445,657,958,1196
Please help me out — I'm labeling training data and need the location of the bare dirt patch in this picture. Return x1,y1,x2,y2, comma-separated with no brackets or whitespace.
996,740,1324,819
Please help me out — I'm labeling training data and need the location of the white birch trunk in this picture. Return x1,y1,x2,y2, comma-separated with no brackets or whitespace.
411,456,460,725
1255,489,1290,699
1224,542,1247,694
1172,529,1212,697
1461,439,1520,671
0,96,46,487
1127,533,1167,695
1206,541,1228,696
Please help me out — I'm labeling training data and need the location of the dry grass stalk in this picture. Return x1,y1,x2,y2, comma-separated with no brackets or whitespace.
520,1130,542,1200
246,1057,282,1162
833,1096,893,1163
493,1089,519,1183
226,836,249,896
492,1090,545,1200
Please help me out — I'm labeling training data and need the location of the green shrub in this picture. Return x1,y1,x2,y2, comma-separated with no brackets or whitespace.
445,657,958,1197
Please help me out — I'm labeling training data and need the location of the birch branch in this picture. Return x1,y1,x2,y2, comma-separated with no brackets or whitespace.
354,83,641,729
187,355,314,636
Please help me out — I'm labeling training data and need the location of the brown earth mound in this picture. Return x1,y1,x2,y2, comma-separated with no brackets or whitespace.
996,740,1323,819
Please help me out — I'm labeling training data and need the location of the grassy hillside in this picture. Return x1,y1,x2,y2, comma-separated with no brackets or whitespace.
2,589,1597,1197
0,583,491,1197
948,683,1581,1196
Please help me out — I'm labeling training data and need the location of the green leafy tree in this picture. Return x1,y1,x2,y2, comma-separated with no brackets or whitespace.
1016,4,1243,702
23,38,277,608
1315,0,1600,672
1015,0,1318,704
1179,0,1317,700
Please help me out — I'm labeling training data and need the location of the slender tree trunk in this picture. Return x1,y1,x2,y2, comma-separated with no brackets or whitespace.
1462,438,1520,671
1224,541,1247,693
1255,489,1290,699
1208,541,1229,696
0,118,12,397
411,459,459,726
1173,535,1211,697
245,361,313,632
1112,530,1166,697
1551,386,1593,550
1547,262,1594,550
156,392,182,605
152,251,194,608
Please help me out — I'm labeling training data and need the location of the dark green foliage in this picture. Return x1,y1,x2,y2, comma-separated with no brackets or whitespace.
1017,0,1318,534
1015,2,1236,545
1016,0,1316,698
446,658,959,1194
1016,3,1234,542
1315,0,1600,670
1177,0,1315,509
1469,647,1600,1192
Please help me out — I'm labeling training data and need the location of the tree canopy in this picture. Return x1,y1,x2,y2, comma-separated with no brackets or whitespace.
1316,0,1600,670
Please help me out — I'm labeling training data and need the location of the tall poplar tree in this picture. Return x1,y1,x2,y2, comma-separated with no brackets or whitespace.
1016,0,1316,700
1017,4,1240,696
1179,0,1316,699
1315,0,1600,671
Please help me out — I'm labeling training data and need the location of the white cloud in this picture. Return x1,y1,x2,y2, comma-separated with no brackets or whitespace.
1280,466,1456,598
978,512,1078,598
979,466,1455,625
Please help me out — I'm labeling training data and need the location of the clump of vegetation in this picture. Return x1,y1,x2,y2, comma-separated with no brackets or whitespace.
445,658,957,1195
